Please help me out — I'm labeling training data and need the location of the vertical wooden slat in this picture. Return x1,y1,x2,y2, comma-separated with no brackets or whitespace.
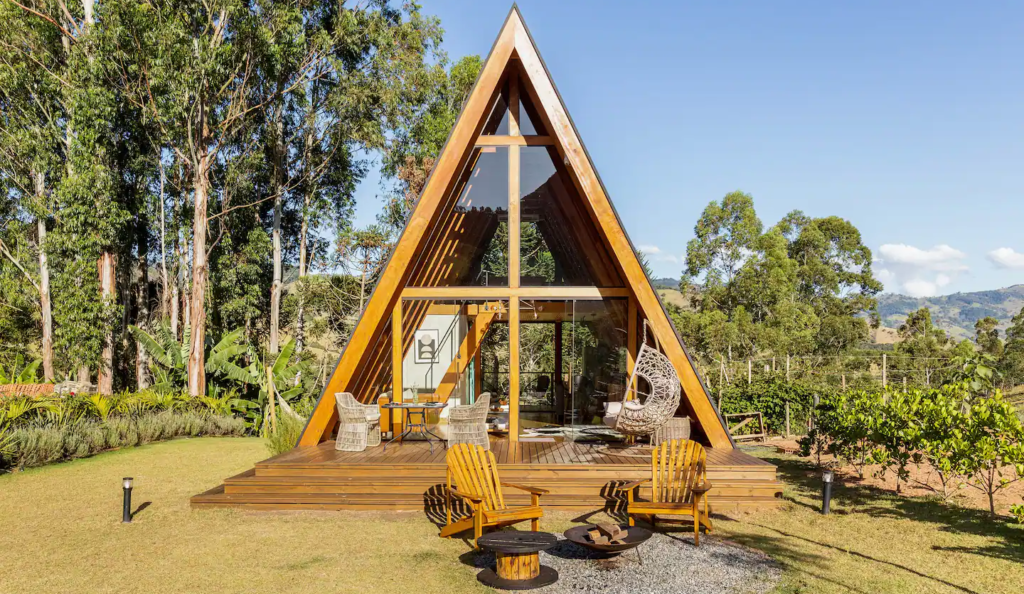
509,296,520,441
391,303,405,435
509,65,520,136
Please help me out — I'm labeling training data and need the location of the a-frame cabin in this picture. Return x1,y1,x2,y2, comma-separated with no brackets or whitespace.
193,6,782,512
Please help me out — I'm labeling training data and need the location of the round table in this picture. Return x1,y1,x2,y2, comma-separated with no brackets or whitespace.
381,402,446,453
476,531,559,590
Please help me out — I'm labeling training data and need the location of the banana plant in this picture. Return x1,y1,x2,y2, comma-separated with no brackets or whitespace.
130,325,252,393
241,339,306,433
0,355,41,385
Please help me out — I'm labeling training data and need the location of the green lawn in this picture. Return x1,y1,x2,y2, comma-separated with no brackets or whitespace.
1,438,1021,594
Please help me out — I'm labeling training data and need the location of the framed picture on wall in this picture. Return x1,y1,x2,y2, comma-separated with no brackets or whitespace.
414,329,439,364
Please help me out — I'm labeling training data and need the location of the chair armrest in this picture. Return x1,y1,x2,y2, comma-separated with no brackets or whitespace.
501,482,549,495
449,488,484,503
615,479,649,492
692,481,713,494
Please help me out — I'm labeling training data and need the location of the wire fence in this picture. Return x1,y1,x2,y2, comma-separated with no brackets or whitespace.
697,352,1024,396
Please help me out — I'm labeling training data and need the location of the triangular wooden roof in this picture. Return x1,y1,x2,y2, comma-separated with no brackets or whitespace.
298,5,733,449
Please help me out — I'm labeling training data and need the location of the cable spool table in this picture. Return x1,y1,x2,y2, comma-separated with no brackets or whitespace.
476,532,559,590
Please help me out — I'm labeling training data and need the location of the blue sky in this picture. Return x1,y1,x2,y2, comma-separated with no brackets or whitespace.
352,1,1024,297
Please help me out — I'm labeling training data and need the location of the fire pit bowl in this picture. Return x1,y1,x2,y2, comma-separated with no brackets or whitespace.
563,525,653,554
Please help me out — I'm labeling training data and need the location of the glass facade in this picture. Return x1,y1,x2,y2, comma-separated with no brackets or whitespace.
409,147,509,287
519,146,622,287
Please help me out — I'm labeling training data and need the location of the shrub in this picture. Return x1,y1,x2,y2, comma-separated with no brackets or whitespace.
802,389,882,477
954,391,1024,516
265,412,305,457
867,389,927,493
2,412,246,471
720,377,829,436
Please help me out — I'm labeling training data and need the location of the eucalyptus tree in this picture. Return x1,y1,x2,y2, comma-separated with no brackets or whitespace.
0,0,66,379
678,194,880,364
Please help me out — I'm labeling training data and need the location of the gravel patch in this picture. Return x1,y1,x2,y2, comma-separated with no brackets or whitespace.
472,532,781,594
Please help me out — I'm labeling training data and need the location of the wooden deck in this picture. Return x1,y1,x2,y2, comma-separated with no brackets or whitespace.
192,437,783,512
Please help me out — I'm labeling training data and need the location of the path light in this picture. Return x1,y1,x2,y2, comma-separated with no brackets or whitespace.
122,477,134,523
821,469,833,515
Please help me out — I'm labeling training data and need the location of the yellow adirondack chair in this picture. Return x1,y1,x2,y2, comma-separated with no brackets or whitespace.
441,444,548,547
616,439,714,545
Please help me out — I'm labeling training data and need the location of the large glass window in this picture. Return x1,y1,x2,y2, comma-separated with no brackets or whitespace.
519,147,623,287
409,147,510,287
515,299,629,442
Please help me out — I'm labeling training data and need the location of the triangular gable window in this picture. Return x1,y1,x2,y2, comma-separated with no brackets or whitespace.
480,69,547,136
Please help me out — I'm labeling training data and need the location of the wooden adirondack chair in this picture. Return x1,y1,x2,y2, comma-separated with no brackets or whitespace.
616,439,714,545
441,444,548,547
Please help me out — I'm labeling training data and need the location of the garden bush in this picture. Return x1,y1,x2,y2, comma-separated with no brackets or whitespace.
719,376,832,435
2,411,245,470
802,382,1024,517
265,411,306,456
0,390,250,471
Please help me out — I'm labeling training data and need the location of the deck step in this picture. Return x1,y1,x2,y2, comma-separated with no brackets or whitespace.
195,441,783,512
191,488,782,512
223,475,782,499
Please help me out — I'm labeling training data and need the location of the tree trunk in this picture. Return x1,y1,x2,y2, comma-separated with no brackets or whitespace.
34,173,54,382
187,145,210,397
269,107,285,355
159,161,171,324
135,207,150,390
296,189,310,354
97,251,116,394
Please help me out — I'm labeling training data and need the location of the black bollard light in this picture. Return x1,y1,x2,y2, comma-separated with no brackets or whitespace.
122,477,134,523
821,469,833,515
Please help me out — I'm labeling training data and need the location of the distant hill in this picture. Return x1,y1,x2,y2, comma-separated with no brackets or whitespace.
650,277,678,290
655,278,1024,343
878,285,1024,340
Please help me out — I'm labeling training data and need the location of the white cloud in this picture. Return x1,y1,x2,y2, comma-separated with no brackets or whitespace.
637,244,680,264
903,279,941,298
988,247,1024,269
875,243,968,297
877,244,968,272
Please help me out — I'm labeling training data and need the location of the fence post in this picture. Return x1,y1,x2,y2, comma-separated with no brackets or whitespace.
785,401,791,438
903,376,907,392
882,353,887,388
786,354,791,382
841,373,846,391
772,357,776,373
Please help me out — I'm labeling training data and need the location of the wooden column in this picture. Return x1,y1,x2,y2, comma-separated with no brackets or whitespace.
509,296,520,440
626,298,637,400
391,302,404,435
508,74,521,439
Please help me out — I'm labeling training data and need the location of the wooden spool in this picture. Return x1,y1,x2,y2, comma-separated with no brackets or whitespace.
477,531,558,590
496,551,540,580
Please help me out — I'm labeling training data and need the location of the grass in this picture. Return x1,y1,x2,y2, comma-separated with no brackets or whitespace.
716,448,1024,594
1,439,1022,594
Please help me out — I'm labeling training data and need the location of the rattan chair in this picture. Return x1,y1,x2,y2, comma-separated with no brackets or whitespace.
447,393,491,450
334,392,382,452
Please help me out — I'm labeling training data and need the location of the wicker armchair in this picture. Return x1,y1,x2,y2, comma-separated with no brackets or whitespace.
447,393,491,450
334,392,382,452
